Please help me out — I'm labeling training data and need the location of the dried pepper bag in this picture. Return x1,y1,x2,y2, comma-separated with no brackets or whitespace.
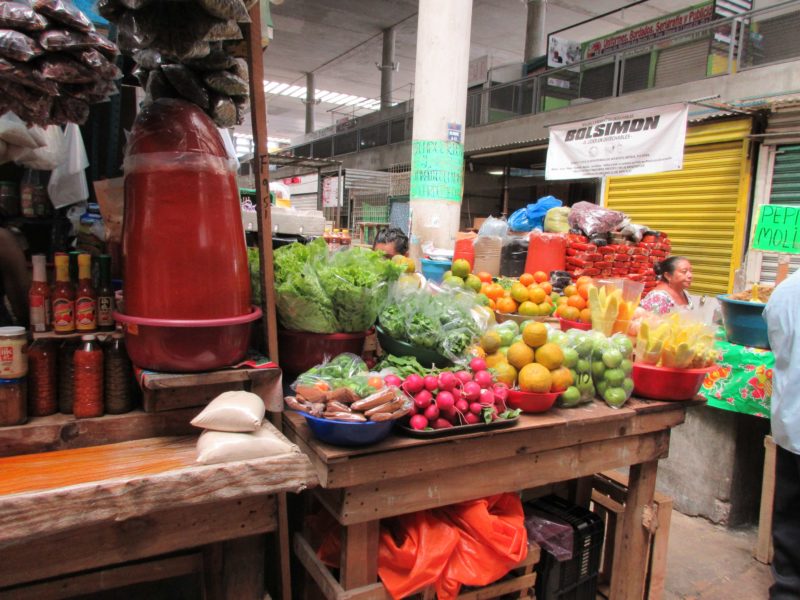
34,0,94,32
0,2,49,32
0,29,42,62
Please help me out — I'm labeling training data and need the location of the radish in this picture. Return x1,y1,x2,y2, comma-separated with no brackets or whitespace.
441,405,458,422
424,403,440,421
423,375,439,392
469,358,487,373
404,374,424,394
436,390,455,410
438,371,458,391
454,370,473,384
455,399,469,413
414,390,433,410
464,412,480,425
479,388,495,406
463,381,481,401
473,369,494,389
409,415,428,430
493,384,509,404
384,374,402,387
432,418,453,429
469,402,483,415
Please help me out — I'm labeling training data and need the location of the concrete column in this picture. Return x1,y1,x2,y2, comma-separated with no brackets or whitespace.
409,0,472,250
380,27,395,111
524,0,547,63
305,72,315,134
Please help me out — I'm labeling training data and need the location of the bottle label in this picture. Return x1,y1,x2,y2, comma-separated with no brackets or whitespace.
75,296,97,330
53,298,75,332
97,296,114,326
30,293,48,332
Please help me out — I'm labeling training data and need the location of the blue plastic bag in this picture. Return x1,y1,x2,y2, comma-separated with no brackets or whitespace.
508,196,562,232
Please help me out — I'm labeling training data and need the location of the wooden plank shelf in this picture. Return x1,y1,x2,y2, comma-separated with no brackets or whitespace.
31,330,115,341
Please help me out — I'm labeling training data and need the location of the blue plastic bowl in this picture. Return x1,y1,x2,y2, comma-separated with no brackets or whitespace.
421,258,451,283
717,294,770,349
301,412,395,447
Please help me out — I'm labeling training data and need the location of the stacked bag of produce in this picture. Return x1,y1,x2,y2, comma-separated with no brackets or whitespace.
99,0,252,127
192,390,296,464
0,0,121,126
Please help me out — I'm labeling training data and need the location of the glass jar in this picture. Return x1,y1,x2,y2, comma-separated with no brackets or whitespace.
58,339,79,414
73,334,103,419
27,339,57,416
104,333,133,414
20,170,51,218
0,377,27,426
0,180,19,218
0,326,28,379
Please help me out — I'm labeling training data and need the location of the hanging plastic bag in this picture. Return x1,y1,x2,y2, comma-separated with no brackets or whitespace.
17,125,65,170
48,123,89,209
477,215,509,238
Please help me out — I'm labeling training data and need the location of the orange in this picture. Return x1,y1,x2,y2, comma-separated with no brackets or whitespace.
540,282,553,295
528,286,546,304
563,284,577,297
485,283,505,300
535,343,564,370
577,284,591,301
557,296,569,306
477,271,493,284
522,322,548,348
518,363,552,393
507,342,535,370
493,362,518,386
510,282,529,303
567,295,586,310
468,345,486,359
576,276,593,287
538,302,553,315
480,282,489,295
496,297,518,314
533,271,548,283
488,298,496,310
519,273,535,287
561,306,580,321
550,367,574,393
555,305,565,317
579,308,592,323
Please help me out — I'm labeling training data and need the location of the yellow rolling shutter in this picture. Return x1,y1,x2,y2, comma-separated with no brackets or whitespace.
604,118,752,295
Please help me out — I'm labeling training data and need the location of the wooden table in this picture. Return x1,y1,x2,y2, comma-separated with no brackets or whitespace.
283,397,702,600
0,422,318,599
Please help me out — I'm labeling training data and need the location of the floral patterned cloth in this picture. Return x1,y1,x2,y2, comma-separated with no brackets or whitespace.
640,289,693,315
701,332,774,418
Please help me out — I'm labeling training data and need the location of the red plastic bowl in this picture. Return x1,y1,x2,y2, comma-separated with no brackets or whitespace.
278,328,370,377
114,307,261,373
558,317,591,332
507,389,559,413
632,362,717,401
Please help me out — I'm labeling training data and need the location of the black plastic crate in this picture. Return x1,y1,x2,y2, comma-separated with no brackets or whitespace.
529,495,604,600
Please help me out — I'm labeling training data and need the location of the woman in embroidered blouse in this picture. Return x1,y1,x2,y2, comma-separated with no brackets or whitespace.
640,256,694,315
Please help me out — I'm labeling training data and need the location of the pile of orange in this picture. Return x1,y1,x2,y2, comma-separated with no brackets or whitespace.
481,271,559,317
555,276,593,324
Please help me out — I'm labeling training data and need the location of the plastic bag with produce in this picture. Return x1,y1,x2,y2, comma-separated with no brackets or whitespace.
591,332,634,409
553,329,596,407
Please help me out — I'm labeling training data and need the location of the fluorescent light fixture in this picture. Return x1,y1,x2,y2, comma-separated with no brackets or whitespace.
288,87,308,98
263,81,280,93
487,169,505,176
284,85,302,96
261,79,384,113
271,83,289,94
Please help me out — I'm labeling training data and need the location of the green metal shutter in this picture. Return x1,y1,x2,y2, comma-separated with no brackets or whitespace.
759,144,800,282
605,118,752,296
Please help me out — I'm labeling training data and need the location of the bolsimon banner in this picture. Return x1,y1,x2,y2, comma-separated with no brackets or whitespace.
545,103,689,180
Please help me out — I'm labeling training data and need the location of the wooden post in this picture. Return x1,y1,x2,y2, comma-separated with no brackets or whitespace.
245,2,280,363
339,521,380,590
755,434,776,564
775,254,791,286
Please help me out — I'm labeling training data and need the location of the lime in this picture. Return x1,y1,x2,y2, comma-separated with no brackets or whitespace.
604,387,628,408
452,258,471,279
604,368,625,387
620,359,633,375
596,380,608,397
615,336,634,357
577,359,591,373
476,293,491,306
562,347,579,369
560,386,582,407
465,274,482,292
443,275,465,288
591,361,606,379
602,349,623,369
622,378,634,394
497,328,515,347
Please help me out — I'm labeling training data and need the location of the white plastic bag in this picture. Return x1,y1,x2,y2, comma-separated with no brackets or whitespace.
196,424,294,465
191,390,266,432
48,123,89,209
18,125,66,170
0,112,39,148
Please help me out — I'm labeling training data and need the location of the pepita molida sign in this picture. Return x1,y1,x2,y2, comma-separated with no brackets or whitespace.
752,204,800,254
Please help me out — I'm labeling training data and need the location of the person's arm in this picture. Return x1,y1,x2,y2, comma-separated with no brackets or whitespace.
0,229,30,326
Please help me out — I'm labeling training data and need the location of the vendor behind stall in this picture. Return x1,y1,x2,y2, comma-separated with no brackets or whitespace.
372,227,409,258
0,225,29,327
640,256,693,315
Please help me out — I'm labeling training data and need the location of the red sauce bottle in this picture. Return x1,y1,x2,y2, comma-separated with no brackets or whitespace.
27,339,57,416
73,334,103,419
51,253,75,334
75,253,97,332
28,254,50,333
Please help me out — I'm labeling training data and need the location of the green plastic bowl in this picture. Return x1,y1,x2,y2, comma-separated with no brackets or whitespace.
375,324,453,368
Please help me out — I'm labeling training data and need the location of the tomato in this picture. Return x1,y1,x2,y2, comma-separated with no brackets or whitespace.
367,376,384,389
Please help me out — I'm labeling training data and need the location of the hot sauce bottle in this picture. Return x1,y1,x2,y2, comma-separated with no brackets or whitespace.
75,253,97,333
51,253,75,334
96,254,115,332
28,254,50,333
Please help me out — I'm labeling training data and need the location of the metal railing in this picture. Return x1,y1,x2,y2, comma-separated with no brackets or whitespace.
286,0,800,158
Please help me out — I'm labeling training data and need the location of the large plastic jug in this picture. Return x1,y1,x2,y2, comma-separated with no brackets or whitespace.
524,231,566,276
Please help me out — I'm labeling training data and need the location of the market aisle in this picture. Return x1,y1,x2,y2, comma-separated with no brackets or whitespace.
663,511,772,599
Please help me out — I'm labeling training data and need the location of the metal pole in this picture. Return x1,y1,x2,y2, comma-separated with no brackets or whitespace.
524,0,547,62
380,27,396,111
305,72,315,133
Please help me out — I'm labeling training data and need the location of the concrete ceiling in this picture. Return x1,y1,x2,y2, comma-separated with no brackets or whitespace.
254,0,715,143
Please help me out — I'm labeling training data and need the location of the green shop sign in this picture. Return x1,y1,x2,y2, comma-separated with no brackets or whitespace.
410,140,464,202
752,204,800,254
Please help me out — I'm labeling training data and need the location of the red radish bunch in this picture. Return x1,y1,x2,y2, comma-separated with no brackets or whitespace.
402,365,512,430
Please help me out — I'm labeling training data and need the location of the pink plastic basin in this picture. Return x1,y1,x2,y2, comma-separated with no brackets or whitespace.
632,362,716,401
114,306,262,373
278,328,369,377
507,389,559,413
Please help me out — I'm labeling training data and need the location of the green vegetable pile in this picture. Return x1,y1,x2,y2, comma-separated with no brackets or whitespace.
273,238,405,333
376,354,428,378
294,353,375,398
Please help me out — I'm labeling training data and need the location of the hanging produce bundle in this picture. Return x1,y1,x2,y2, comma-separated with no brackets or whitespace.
99,0,254,128
0,0,121,126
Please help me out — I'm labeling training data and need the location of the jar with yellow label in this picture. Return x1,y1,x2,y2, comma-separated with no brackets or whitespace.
0,326,28,379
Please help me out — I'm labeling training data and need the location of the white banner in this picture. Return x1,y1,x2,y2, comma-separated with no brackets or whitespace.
322,175,341,208
545,103,689,180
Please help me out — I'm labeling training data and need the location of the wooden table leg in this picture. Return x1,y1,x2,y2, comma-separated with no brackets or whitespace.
339,520,380,590
221,534,266,599
609,460,658,600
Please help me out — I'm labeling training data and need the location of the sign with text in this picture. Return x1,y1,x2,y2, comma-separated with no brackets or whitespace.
545,103,688,180
752,204,800,254
410,140,464,202
322,176,340,208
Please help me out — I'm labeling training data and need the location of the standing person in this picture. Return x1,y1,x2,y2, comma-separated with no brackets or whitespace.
640,256,694,315
764,268,800,599
372,227,409,258
0,226,30,327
